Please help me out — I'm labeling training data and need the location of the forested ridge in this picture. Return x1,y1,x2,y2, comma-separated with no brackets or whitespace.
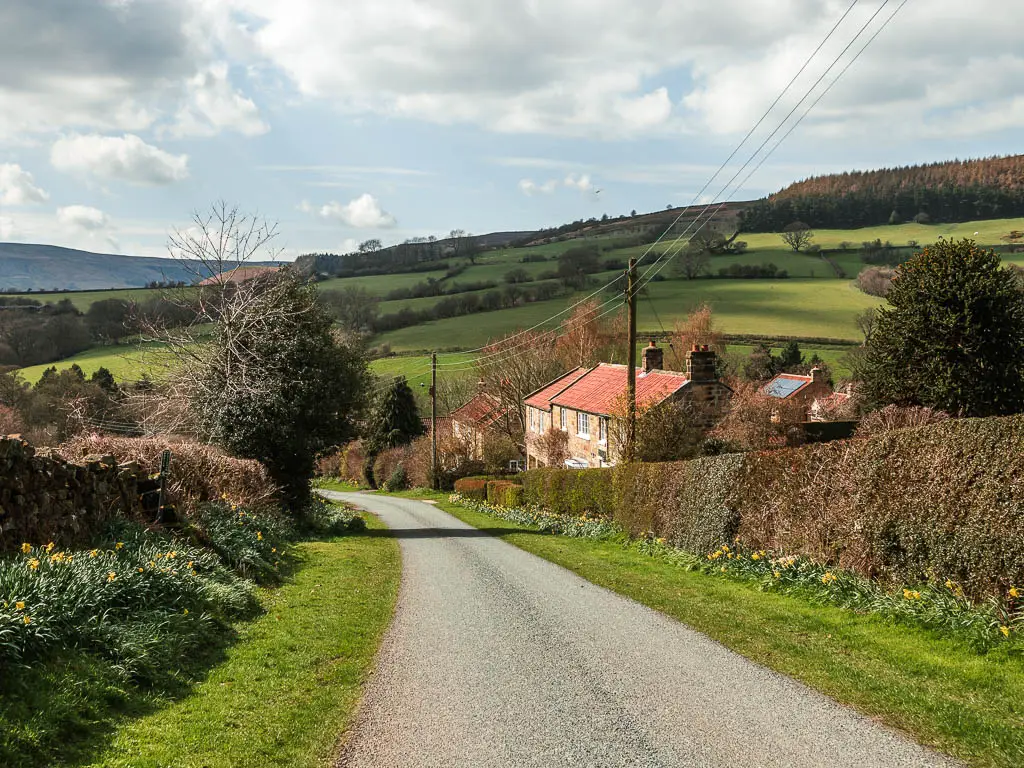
741,154,1024,231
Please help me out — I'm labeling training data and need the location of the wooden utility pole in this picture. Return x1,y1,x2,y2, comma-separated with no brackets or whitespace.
625,258,637,463
431,351,438,490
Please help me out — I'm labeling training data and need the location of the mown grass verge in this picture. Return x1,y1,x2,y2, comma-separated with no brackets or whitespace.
0,509,400,768
84,512,400,768
436,495,1024,768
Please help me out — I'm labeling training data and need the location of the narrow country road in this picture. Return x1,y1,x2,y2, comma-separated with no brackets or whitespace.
323,491,957,768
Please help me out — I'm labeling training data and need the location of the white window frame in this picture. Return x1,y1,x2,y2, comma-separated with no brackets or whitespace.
560,408,568,431
598,417,608,444
577,412,590,439
530,407,537,432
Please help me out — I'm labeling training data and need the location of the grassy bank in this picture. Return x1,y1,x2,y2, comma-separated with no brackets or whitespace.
0,510,400,768
86,513,400,768
434,495,1024,768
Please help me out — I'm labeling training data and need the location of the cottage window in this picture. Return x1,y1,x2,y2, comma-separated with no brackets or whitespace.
598,417,607,444
577,412,590,438
560,408,567,430
530,408,537,432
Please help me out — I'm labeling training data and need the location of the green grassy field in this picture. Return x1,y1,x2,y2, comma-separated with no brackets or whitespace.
16,342,173,383
374,278,880,352
741,217,1024,251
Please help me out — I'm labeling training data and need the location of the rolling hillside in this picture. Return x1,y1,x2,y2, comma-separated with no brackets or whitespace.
0,243,279,291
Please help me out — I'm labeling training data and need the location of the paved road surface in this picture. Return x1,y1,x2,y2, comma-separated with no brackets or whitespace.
323,491,957,768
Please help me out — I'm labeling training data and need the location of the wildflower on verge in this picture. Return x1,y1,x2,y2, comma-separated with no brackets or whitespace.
20,543,31,554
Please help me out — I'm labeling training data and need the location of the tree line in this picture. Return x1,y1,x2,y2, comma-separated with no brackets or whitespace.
741,154,1024,231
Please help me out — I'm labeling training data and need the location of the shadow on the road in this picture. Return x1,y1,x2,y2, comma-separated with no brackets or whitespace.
351,526,545,540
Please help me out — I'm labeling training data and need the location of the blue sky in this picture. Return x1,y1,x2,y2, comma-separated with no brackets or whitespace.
1,0,1023,259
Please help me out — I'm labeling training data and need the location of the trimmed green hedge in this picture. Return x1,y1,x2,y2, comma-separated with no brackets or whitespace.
486,481,524,508
520,415,1024,598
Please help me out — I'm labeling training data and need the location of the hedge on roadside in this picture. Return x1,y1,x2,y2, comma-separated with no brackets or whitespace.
519,414,1024,598
453,478,488,501
486,481,524,508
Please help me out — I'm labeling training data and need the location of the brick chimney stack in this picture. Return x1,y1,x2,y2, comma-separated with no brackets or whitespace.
810,367,825,384
641,340,664,373
686,344,717,382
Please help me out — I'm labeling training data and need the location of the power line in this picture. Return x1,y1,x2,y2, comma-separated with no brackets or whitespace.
430,0,864,368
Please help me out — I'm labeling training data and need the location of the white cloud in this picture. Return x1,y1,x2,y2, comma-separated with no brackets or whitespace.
170,62,269,138
564,174,594,193
51,134,189,185
0,163,48,205
518,179,558,196
224,0,1024,141
300,194,397,228
57,205,110,231
0,216,17,240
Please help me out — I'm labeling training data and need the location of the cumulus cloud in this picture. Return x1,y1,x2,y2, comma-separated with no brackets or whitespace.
170,62,269,138
564,174,594,193
300,194,397,228
223,0,1024,140
57,205,110,231
51,134,189,185
518,179,558,196
0,216,17,240
0,163,48,205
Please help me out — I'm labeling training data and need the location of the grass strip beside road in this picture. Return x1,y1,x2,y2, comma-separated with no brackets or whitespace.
88,513,400,768
435,496,1024,768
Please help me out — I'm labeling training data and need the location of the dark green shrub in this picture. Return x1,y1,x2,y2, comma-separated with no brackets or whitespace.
453,478,488,501
486,481,524,508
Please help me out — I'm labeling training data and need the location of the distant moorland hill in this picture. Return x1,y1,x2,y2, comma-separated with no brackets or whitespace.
742,154,1024,231
0,243,279,292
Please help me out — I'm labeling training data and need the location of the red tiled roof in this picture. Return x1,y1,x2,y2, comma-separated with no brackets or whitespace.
450,393,507,429
524,368,588,410
198,266,280,286
549,364,689,416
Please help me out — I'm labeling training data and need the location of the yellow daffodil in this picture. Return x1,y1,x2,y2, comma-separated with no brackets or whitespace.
903,589,913,600
28,558,40,570
1000,626,1011,638
720,566,727,573
945,579,954,590
751,553,760,561
183,608,189,616
138,568,144,573
773,570,781,578
20,543,31,554
270,548,276,554
15,601,25,611
1010,587,1020,599
90,549,98,558
45,542,55,553
115,542,124,550
257,531,263,541
22,615,30,625
107,571,117,582
188,561,194,568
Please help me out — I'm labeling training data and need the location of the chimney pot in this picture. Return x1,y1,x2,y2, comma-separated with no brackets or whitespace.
692,344,700,352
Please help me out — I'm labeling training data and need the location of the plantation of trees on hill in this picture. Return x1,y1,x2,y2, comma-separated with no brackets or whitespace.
741,154,1024,231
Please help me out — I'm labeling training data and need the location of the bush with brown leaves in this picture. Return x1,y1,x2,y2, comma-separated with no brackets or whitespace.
58,435,277,514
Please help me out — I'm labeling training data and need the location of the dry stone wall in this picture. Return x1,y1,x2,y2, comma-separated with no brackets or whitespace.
0,436,145,552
